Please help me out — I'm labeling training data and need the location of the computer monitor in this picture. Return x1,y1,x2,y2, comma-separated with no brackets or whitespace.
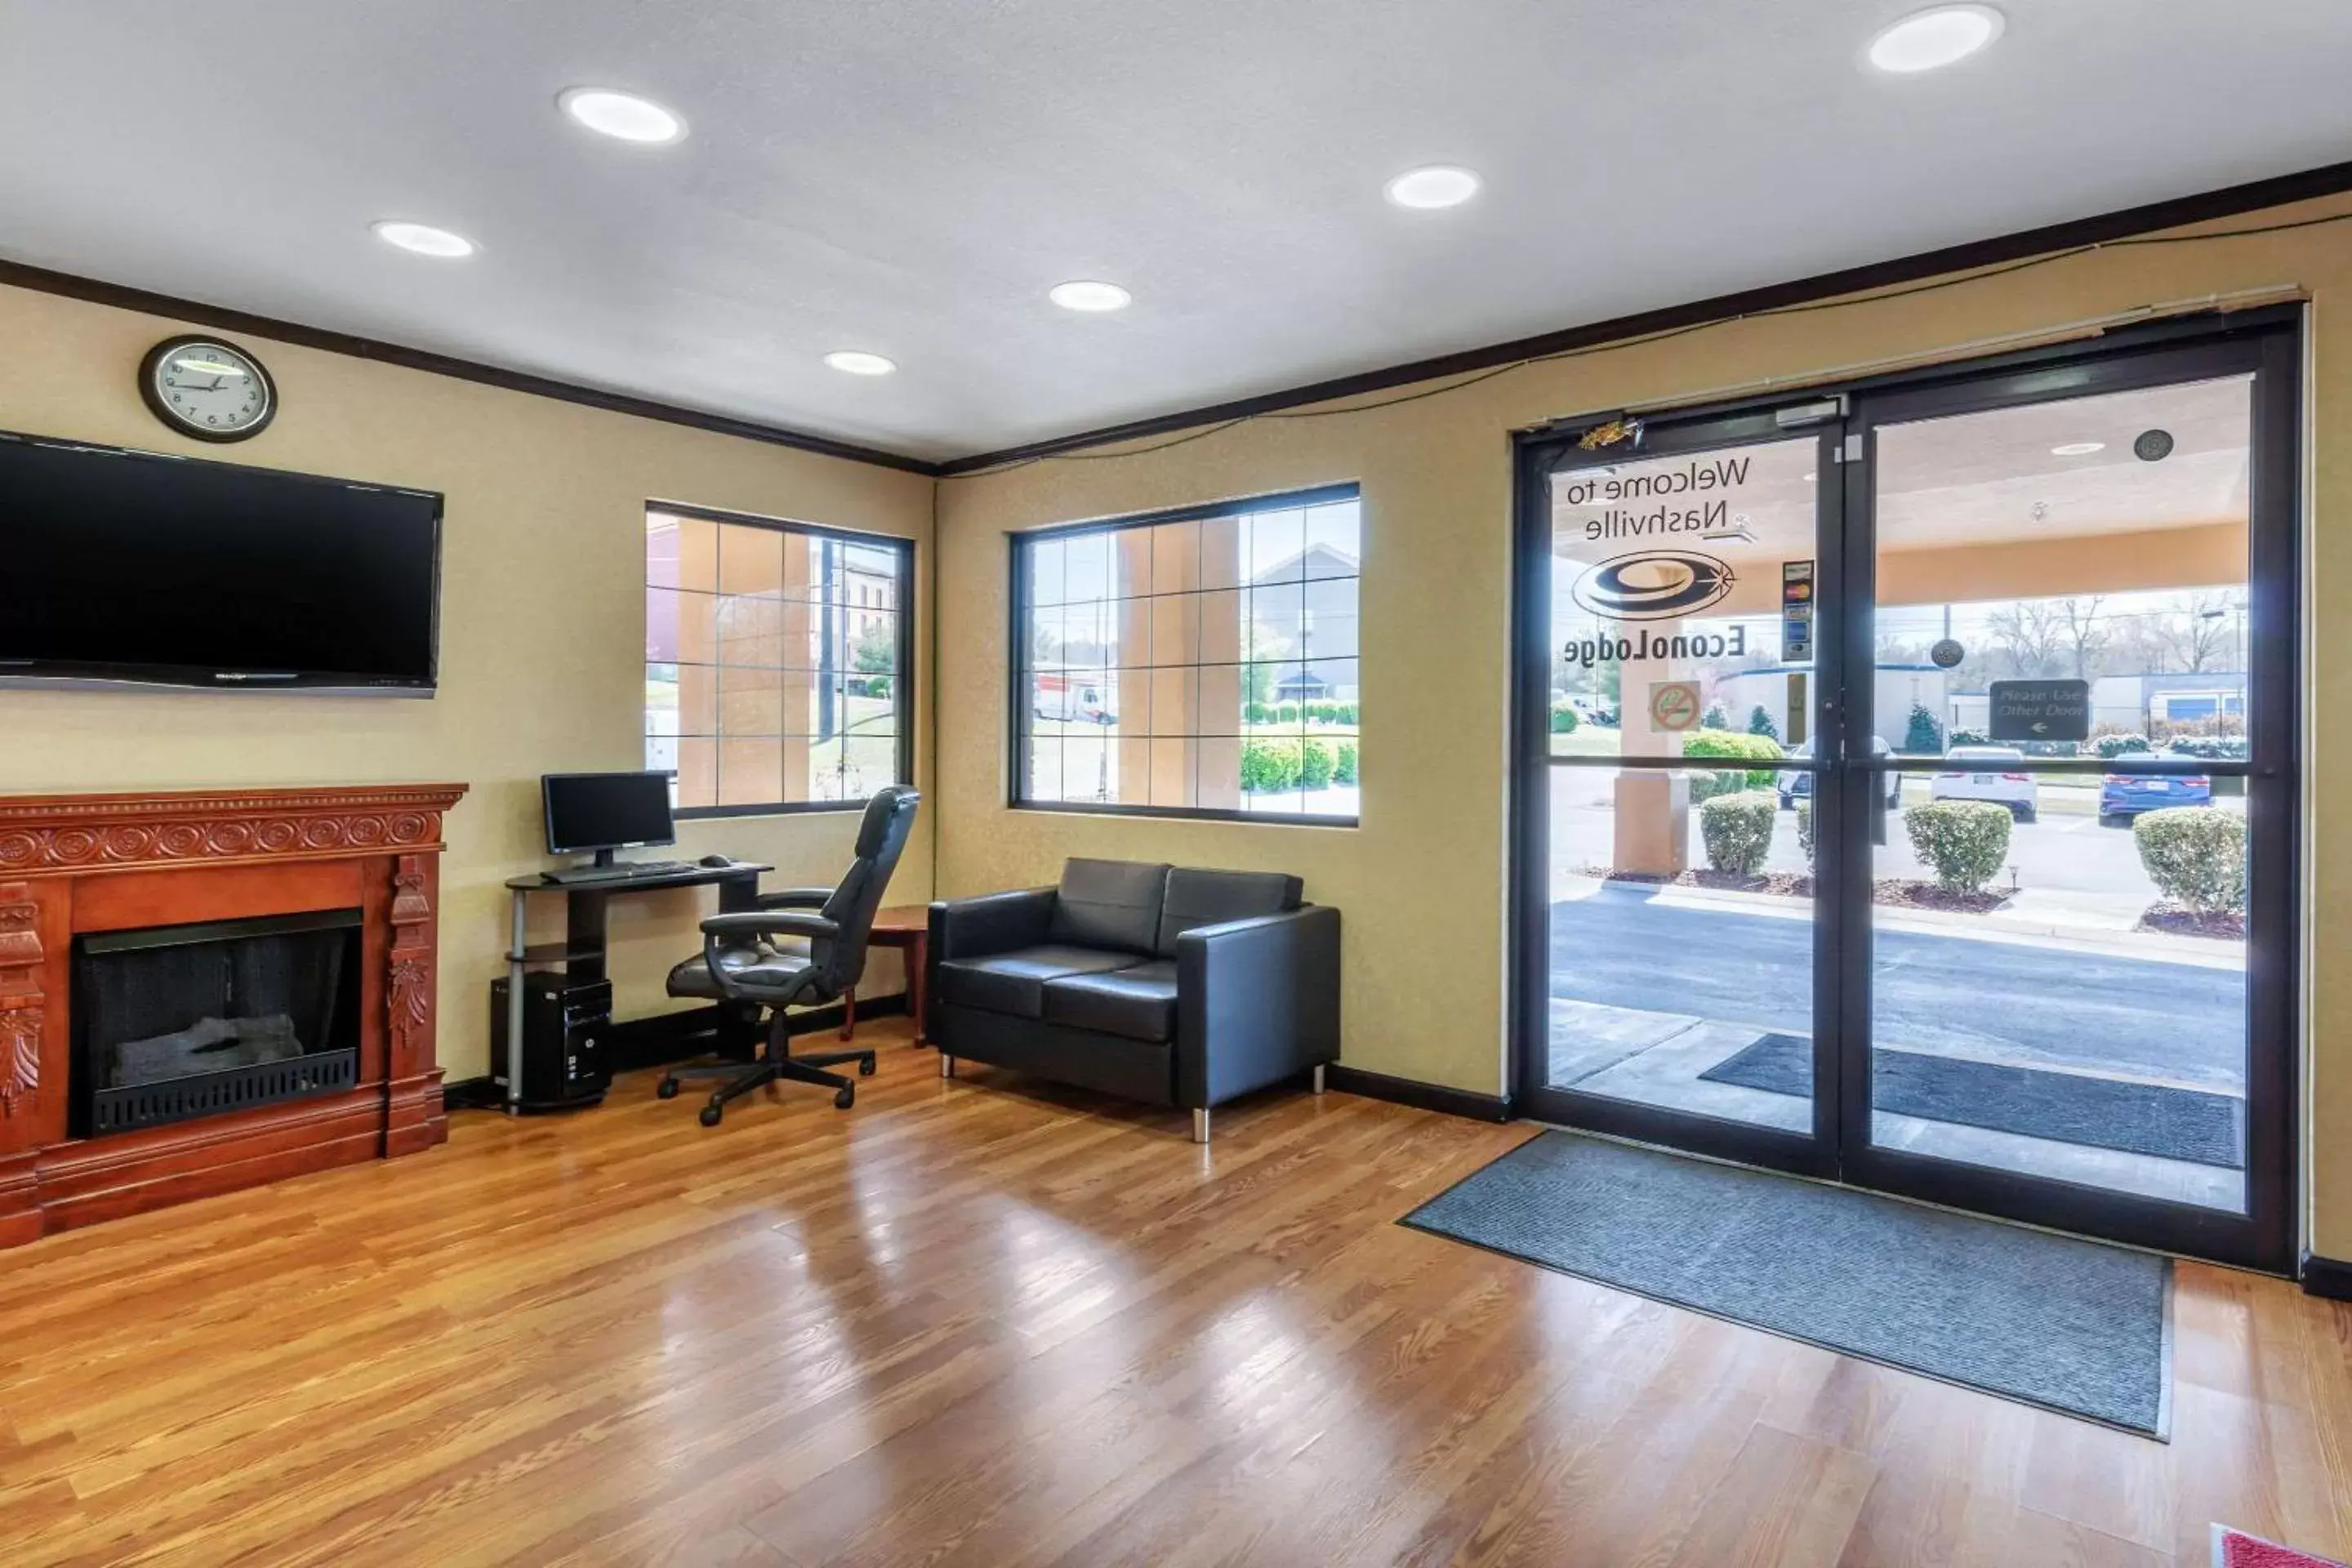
542,772,676,866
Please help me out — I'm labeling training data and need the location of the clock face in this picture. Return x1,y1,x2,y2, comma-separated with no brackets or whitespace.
140,336,275,441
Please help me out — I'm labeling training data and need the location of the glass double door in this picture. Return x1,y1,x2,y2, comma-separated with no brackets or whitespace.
1513,318,2299,1271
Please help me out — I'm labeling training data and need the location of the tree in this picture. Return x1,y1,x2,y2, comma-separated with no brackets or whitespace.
2056,597,2109,679
1702,703,1730,731
1984,596,2109,680
2151,592,2238,673
1904,702,1944,755
1746,705,1780,742
851,621,895,674
1984,600,2068,679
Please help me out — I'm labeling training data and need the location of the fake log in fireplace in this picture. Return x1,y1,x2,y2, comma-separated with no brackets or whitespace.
0,783,468,1248
75,910,363,1137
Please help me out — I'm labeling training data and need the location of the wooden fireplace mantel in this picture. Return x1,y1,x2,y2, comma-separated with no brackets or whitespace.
0,782,469,1249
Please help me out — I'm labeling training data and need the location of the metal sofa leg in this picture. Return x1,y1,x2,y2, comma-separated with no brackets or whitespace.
940,1052,955,1079
1313,1064,1326,1094
1192,1108,1210,1144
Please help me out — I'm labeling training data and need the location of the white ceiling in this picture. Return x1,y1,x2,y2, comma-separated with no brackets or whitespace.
2,2,2349,463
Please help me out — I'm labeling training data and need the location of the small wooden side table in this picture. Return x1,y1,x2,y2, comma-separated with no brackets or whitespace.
856,905,931,1044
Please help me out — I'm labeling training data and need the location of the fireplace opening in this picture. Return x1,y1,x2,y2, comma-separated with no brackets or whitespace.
72,909,363,1137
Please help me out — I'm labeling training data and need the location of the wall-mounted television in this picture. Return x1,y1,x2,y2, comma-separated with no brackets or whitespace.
0,430,442,693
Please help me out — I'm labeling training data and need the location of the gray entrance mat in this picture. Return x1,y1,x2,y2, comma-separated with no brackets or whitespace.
1701,1031,2243,1169
1402,1130,2171,1436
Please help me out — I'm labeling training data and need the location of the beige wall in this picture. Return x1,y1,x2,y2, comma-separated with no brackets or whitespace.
934,192,2351,1256
0,282,937,1079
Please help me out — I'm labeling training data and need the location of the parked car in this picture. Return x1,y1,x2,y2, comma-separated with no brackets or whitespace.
1776,737,1903,808
1932,746,2038,822
2099,768,2212,825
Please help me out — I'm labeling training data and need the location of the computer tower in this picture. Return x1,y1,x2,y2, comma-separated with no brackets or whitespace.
489,973,612,1110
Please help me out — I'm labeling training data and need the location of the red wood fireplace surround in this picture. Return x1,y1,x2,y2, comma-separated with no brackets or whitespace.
0,783,468,1248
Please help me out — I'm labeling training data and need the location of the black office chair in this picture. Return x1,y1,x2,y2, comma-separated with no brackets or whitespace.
657,785,920,1125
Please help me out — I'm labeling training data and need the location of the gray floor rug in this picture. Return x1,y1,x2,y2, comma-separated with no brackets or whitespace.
1701,1031,2244,1169
1402,1130,2172,1435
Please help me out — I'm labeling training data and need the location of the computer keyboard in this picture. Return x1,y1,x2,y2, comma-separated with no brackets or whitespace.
542,859,694,885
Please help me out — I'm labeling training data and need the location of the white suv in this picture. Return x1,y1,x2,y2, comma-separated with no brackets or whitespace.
1931,746,2039,822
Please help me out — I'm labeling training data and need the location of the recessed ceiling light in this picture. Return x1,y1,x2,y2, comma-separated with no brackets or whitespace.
1383,165,1481,210
2051,441,2106,457
824,350,896,376
1048,280,1133,313
371,220,476,258
1866,5,2004,74
559,87,688,145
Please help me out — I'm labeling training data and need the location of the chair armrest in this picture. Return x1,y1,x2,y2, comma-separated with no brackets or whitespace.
702,911,838,941
928,888,1055,962
698,911,835,1003
1174,905,1342,1110
754,887,834,910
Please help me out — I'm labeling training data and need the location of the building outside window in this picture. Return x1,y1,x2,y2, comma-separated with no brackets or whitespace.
1013,484,1361,822
644,506,913,815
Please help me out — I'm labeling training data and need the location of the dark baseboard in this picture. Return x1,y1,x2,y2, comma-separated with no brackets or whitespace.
446,994,912,1104
1325,1064,1512,1123
2301,1254,2352,1301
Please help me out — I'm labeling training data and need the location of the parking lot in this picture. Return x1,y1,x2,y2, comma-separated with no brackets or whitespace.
1548,768,2247,931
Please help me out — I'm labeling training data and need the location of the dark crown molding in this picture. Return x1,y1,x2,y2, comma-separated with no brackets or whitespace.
10,156,2349,481
0,256,938,475
937,158,2352,474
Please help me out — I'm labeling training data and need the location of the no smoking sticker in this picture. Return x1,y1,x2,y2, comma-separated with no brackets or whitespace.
1649,680,1703,733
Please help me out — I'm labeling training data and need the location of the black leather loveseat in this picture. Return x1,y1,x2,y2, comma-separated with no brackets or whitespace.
926,859,1340,1141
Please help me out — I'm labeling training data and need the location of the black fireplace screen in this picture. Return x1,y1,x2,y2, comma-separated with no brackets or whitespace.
74,909,363,1135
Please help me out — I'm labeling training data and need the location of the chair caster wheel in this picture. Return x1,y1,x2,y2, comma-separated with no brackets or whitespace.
834,1085,855,1110
699,1103,723,1127
657,1078,679,1099
858,1054,876,1076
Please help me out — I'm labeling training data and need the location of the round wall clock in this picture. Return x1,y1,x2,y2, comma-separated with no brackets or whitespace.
138,336,277,442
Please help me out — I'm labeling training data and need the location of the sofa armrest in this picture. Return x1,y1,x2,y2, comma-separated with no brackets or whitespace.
1174,905,1342,1110
928,887,1056,963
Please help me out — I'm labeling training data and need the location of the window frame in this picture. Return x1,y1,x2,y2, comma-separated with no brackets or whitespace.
647,498,916,821
1007,481,1363,826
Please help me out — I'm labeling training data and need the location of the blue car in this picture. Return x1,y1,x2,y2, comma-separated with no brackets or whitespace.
2100,771,2211,824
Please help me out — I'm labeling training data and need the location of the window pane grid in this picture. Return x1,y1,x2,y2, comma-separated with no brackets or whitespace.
1014,489,1360,820
647,508,910,813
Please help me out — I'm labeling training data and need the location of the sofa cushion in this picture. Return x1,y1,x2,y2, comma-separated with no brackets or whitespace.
1047,858,1170,955
933,944,1138,1020
1041,960,1179,1043
1154,867,1304,956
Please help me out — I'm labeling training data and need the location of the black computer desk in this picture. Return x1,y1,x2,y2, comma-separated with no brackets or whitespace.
501,862,773,1112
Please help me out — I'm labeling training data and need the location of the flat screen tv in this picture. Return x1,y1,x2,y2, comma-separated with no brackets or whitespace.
0,429,442,693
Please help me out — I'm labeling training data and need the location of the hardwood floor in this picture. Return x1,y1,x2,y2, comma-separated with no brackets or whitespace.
2,1021,2347,1566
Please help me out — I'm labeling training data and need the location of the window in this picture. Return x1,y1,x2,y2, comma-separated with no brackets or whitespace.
1013,483,1361,823
645,505,913,817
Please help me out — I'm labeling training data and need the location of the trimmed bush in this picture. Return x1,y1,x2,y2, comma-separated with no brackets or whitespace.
1682,728,1784,786
1241,740,1301,793
1549,701,1581,734
2134,807,2247,914
1276,703,1299,724
1795,799,1815,863
1747,705,1780,742
1334,741,1359,785
1949,728,1989,747
1298,739,1334,790
1243,701,1274,727
1902,800,2012,893
1682,728,1783,804
2096,733,2153,759
1699,791,1778,876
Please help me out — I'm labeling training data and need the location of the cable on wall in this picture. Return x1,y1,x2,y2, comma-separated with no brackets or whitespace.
939,206,2351,481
